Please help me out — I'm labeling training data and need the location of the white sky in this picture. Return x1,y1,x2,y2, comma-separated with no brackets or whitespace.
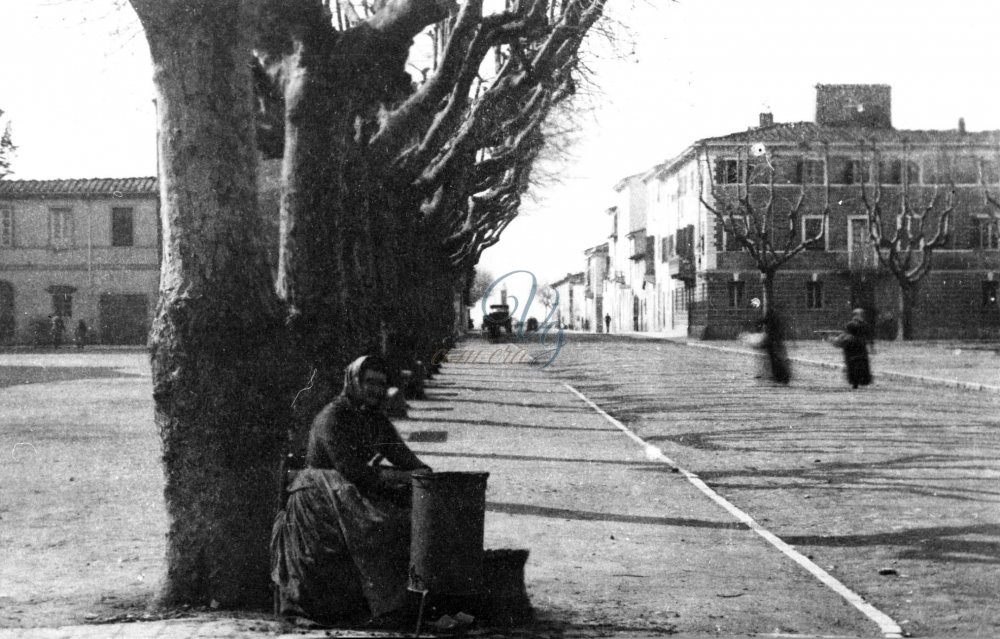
2,0,1000,296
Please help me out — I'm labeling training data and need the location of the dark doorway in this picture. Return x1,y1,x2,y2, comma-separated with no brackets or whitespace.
99,294,149,345
0,281,14,343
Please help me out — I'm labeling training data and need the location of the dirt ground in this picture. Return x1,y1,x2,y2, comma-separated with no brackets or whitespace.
0,351,164,627
2,342,999,637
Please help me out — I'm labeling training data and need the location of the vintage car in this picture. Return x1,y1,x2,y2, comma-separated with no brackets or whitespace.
482,304,514,341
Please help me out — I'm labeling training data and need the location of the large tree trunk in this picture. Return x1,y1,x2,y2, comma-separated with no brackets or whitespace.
135,0,292,607
898,281,918,341
761,269,776,314
272,9,443,420
130,0,606,610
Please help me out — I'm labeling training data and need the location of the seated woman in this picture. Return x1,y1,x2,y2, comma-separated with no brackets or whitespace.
271,355,431,626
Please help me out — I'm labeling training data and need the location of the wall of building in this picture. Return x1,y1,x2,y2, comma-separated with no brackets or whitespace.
0,195,159,344
912,270,1000,339
690,267,1000,340
583,246,608,332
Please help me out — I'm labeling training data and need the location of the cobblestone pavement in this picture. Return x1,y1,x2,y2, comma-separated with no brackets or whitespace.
2,337,998,638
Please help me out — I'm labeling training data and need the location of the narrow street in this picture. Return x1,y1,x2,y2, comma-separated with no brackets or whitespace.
405,335,1000,637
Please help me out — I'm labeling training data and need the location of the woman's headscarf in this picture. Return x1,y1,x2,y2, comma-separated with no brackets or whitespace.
341,355,387,407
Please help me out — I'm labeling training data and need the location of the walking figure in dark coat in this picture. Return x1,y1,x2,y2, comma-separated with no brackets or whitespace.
758,307,791,384
834,308,873,389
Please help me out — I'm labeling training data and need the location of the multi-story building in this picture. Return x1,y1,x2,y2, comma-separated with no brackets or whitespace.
582,242,608,332
602,174,651,332
646,84,1000,339
550,271,586,330
0,178,159,344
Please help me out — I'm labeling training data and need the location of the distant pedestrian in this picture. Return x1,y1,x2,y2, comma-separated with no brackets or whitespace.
758,307,791,384
832,308,873,389
74,320,89,349
50,315,65,349
604,313,611,333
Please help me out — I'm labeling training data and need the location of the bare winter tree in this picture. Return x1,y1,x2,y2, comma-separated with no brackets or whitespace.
977,156,1000,323
537,282,556,316
0,109,15,179
858,143,954,340
979,156,1000,249
699,142,831,313
469,267,496,305
128,0,608,609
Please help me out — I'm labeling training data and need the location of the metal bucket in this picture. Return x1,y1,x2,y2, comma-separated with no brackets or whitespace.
409,471,489,595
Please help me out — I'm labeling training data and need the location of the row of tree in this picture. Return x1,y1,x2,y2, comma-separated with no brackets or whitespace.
124,0,609,609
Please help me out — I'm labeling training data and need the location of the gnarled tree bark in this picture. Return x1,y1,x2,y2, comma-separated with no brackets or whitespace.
132,0,292,607
131,0,609,607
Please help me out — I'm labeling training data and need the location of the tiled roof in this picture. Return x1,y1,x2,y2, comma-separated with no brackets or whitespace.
700,122,1000,146
654,123,1000,178
0,177,158,197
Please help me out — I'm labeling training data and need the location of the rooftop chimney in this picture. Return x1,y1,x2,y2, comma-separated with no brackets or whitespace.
958,117,967,134
759,112,774,128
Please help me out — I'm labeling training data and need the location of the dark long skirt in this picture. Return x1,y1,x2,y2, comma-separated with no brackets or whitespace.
841,338,872,388
763,339,791,384
270,468,411,622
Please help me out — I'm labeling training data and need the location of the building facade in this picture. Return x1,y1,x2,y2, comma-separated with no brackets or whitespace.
550,272,586,330
645,85,1000,340
583,242,608,332
0,178,159,345
602,174,652,333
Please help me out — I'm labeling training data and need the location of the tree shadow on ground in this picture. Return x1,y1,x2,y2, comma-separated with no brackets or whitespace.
425,396,590,412
633,451,1000,502
458,385,554,393
0,365,141,389
402,416,618,433
486,501,747,530
783,523,1000,564
412,449,663,468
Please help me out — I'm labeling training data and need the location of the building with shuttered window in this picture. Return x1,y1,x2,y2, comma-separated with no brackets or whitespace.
0,177,159,345
641,84,1000,339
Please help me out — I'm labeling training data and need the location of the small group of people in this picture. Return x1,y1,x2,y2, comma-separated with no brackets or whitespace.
48,316,88,349
752,307,874,389
271,355,432,628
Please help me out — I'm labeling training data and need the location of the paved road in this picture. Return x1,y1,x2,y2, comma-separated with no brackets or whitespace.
510,335,1000,637
2,340,998,638
404,355,874,637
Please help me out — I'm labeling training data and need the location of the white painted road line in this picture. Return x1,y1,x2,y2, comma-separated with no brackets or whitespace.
563,382,904,639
